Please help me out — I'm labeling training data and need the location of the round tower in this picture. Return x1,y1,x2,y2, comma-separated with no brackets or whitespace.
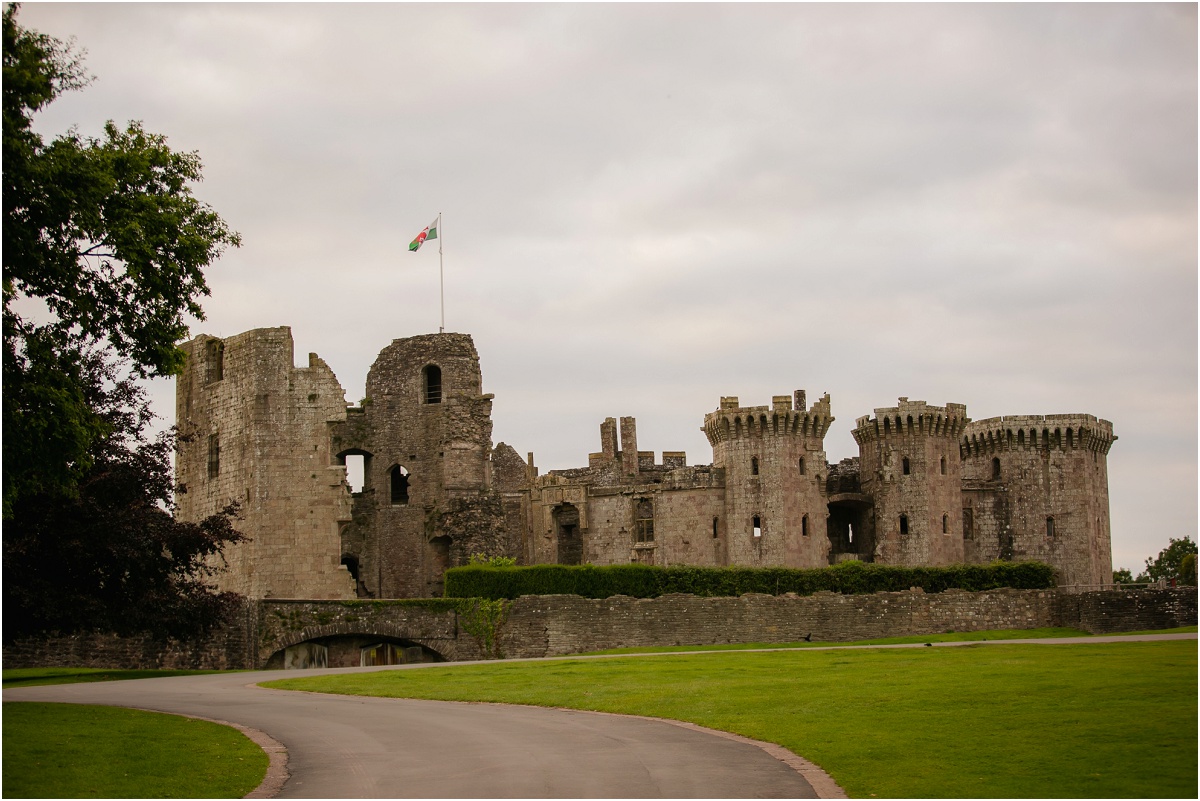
703,390,833,568
959,414,1116,586
852,398,970,567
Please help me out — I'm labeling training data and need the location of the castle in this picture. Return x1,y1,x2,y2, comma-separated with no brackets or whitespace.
175,328,1116,600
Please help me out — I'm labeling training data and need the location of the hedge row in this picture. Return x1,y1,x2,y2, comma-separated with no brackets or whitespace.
443,560,1057,600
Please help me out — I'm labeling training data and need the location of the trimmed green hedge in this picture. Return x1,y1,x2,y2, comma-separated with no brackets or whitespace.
443,560,1057,600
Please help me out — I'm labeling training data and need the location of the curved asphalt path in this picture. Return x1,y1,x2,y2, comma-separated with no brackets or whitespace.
5,634,1193,798
3,664,824,798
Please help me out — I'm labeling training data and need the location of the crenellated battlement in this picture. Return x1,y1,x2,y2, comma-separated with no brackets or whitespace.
852,397,969,445
961,414,1116,457
703,391,833,445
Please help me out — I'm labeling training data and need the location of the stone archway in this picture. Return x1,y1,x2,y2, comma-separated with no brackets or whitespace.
553,503,583,565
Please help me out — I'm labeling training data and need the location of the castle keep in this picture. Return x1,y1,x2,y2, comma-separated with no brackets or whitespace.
176,328,1116,600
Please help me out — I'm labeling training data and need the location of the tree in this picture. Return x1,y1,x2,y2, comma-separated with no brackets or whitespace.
1112,567,1135,585
3,4,239,515
2,5,243,640
3,353,247,640
1136,537,1198,585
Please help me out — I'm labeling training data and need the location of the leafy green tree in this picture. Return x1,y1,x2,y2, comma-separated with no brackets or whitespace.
2,5,244,640
3,353,247,640
1179,554,1196,587
3,3,239,515
1135,537,1198,584
1112,568,1135,585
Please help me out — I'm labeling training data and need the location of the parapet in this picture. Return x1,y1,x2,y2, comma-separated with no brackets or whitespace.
852,398,969,444
961,414,1116,456
703,390,833,445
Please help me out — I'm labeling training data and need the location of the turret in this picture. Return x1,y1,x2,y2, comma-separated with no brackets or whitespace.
960,414,1116,586
852,398,970,567
703,391,833,567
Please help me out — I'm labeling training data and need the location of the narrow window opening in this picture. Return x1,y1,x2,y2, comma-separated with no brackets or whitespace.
899,514,909,536
752,515,762,537
848,523,854,544
991,457,1001,480
712,517,719,539
940,456,946,475
750,456,759,475
390,465,410,505
942,514,949,534
423,364,442,404
902,457,911,475
798,457,806,475
205,340,224,383
1046,516,1055,538
963,508,974,539
207,434,220,479
343,454,365,493
802,514,809,537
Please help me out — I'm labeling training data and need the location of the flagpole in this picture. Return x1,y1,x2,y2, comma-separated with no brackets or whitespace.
438,211,445,333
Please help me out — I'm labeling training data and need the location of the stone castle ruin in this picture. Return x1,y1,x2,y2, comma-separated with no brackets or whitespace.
175,327,1116,601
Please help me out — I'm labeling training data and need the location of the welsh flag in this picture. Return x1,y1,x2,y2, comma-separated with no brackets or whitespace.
409,219,439,251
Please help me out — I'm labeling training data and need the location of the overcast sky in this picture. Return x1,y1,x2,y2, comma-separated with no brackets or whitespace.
18,2,1196,573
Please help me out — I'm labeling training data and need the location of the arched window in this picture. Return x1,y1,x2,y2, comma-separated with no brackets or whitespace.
423,364,442,404
801,515,809,537
942,514,948,534
992,457,1001,480
750,456,759,475
902,457,911,475
1046,516,1055,538
390,465,410,505
899,514,909,536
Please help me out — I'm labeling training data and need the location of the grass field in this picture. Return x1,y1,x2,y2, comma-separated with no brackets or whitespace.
265,639,1197,798
2,702,268,798
2,667,228,688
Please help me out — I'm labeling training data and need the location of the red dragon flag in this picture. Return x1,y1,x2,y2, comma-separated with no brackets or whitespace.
409,218,439,251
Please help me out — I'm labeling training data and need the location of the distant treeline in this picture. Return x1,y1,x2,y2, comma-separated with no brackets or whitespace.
443,560,1057,600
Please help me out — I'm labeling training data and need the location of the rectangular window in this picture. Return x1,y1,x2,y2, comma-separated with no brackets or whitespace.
207,434,220,479
634,498,654,544
962,508,974,540
205,340,224,383
752,515,762,537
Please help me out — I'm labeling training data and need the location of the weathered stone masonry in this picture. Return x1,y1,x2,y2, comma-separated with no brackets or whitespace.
174,327,1118,599
4,588,1193,670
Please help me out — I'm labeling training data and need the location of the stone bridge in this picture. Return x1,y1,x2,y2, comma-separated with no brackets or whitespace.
255,600,484,668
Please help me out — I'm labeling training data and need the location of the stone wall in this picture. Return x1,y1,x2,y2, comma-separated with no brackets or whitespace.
175,328,355,600
6,589,1192,670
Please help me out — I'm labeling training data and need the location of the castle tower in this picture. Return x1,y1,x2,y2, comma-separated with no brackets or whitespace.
960,414,1116,586
332,333,510,597
175,327,355,600
853,399,970,567
703,391,833,567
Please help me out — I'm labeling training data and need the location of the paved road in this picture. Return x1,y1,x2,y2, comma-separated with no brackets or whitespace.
3,666,823,798
6,634,1193,798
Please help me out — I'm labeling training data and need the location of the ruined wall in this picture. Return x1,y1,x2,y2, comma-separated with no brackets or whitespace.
175,328,354,600
853,399,969,567
961,415,1116,586
704,392,834,568
332,334,511,598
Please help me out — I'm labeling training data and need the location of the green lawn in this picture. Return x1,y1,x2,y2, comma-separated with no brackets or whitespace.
2,702,268,798
2,667,229,688
265,639,1198,798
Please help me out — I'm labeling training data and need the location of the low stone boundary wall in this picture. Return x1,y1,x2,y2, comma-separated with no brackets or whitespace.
4,587,1194,670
